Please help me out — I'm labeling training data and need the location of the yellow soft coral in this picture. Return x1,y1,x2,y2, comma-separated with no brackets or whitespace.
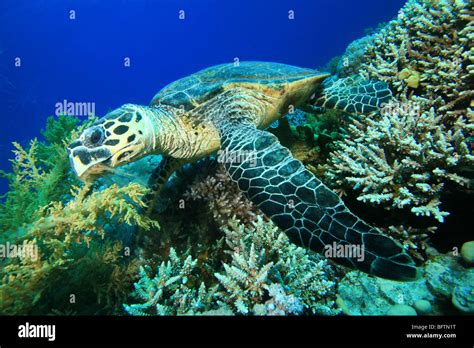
32,183,159,245
0,181,159,314
0,115,160,314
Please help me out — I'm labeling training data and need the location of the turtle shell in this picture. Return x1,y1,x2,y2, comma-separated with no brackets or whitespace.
150,61,327,110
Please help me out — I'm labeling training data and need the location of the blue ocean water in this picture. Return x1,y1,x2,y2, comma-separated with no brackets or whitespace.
0,0,405,194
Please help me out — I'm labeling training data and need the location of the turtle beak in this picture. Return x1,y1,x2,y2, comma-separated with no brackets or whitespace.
68,147,92,180
68,151,90,179
68,145,113,181
69,154,80,177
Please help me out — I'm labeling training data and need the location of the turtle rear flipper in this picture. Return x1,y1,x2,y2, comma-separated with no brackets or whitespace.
316,75,393,114
218,121,418,281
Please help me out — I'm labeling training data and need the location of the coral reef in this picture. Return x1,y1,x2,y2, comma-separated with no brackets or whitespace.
124,217,340,316
325,108,471,222
0,181,157,315
2,0,472,317
361,0,473,118
452,284,474,313
324,0,473,228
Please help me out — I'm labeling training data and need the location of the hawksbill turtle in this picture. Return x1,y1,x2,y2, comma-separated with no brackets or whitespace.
67,61,418,280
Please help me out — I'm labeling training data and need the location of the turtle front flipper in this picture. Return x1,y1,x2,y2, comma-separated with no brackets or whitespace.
144,156,186,214
316,75,393,114
218,121,418,281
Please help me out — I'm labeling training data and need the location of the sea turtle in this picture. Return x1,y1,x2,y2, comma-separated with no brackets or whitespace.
67,61,418,280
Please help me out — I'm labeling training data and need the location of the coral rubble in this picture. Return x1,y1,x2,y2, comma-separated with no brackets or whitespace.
337,253,474,315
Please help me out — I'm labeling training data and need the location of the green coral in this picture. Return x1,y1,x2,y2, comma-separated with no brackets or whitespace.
0,115,94,237
0,181,158,315
124,248,219,316
40,114,81,145
300,111,345,153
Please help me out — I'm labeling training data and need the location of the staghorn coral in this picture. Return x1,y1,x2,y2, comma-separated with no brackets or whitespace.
214,242,276,315
268,109,345,174
325,0,473,226
360,0,473,118
215,217,340,315
183,164,260,227
123,248,220,315
325,108,472,222
253,283,303,316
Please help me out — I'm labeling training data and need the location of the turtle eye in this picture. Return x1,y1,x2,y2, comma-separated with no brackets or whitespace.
84,126,105,147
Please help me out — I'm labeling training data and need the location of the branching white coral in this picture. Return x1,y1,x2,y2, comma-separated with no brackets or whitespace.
326,0,473,224
326,108,473,222
215,243,274,315
215,217,340,315
361,0,473,118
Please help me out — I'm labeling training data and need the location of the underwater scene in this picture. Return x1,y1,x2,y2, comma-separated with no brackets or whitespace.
0,0,473,321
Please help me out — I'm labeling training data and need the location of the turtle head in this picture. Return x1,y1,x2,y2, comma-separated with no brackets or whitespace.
68,104,153,181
